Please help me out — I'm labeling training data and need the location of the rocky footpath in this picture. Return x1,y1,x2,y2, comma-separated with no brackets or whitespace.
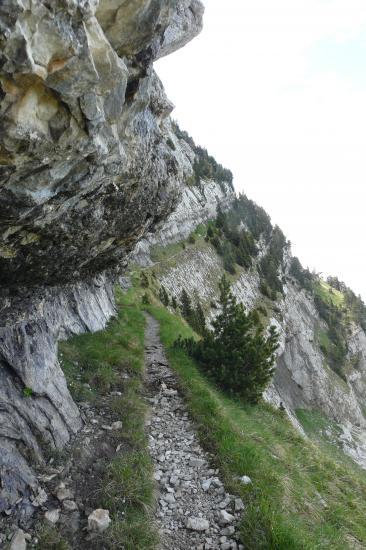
0,0,204,514
145,315,245,550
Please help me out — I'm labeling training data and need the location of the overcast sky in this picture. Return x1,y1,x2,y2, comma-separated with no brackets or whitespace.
156,0,366,300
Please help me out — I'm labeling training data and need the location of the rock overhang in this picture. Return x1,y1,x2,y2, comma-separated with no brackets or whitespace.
0,0,204,288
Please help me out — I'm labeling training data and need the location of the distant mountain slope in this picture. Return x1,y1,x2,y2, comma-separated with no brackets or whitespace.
130,126,366,469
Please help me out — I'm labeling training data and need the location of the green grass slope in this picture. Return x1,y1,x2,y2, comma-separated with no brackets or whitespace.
51,278,366,549
144,297,366,550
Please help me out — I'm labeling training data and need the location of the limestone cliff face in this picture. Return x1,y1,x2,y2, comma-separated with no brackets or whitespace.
137,181,366,469
0,0,203,514
0,0,203,288
132,178,235,267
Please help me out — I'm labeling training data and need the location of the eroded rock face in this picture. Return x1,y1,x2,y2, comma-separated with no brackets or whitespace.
0,0,203,514
0,274,115,512
132,178,235,266
0,0,203,287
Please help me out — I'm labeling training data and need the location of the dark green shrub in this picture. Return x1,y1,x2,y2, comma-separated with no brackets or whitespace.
177,276,279,403
191,302,207,337
23,387,33,398
223,247,236,274
179,289,207,336
289,257,312,290
166,137,176,150
259,226,287,296
207,225,214,238
159,286,170,307
256,305,267,316
314,291,348,379
180,289,193,320
231,193,272,241
172,120,233,191
140,272,149,288
260,280,276,301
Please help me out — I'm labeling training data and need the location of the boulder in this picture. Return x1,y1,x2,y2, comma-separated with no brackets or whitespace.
44,509,60,524
88,509,111,533
10,530,27,550
186,517,209,531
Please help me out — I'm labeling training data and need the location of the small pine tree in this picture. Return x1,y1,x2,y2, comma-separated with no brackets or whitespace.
223,247,236,274
211,235,222,254
177,275,279,403
207,225,214,238
193,302,207,336
216,205,228,233
159,285,170,307
180,288,193,321
140,271,149,288
171,296,178,310
142,293,150,305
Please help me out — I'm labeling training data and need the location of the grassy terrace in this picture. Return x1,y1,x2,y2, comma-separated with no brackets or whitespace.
47,276,366,549
315,280,345,309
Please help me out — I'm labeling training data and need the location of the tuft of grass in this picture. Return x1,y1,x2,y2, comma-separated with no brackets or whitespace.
57,287,157,549
143,297,366,550
23,386,33,398
317,328,331,352
105,509,158,550
35,524,70,550
102,451,154,511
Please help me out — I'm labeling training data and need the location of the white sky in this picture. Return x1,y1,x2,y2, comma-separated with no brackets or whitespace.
156,0,366,300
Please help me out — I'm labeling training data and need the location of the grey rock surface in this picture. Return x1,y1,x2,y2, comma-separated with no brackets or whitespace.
0,274,115,513
87,508,111,533
44,509,60,524
131,179,235,266
10,529,27,550
0,0,204,515
0,0,203,287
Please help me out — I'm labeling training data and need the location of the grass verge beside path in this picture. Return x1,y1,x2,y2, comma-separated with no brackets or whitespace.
37,287,157,550
144,298,366,550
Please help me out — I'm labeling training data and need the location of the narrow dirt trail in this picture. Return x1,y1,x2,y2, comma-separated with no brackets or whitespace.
144,314,244,550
